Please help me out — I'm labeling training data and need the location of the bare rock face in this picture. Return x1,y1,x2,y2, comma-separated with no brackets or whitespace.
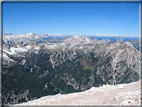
30,41,37,47
97,42,140,85
17,41,24,47
3,44,9,51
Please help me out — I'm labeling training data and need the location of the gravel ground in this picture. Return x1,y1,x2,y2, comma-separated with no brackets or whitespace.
13,80,141,106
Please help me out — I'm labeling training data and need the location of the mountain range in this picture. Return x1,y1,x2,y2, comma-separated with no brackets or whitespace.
2,33,140,105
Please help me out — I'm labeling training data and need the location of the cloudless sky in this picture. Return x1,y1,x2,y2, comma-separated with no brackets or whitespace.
3,3,139,36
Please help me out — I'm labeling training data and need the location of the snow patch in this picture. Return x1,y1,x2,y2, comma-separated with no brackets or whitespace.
119,84,124,89
25,45,32,50
45,44,58,49
9,47,27,55
34,46,40,50
3,53,14,62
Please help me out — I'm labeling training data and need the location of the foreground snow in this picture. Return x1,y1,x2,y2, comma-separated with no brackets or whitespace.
13,80,141,106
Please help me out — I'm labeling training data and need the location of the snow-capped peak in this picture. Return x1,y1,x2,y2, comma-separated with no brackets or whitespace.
65,35,92,45
27,32,33,35
74,35,86,40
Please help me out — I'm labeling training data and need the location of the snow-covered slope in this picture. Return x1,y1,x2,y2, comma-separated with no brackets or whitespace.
2,40,40,67
13,80,141,106
65,35,92,45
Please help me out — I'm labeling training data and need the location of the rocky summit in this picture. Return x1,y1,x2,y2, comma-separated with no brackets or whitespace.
2,33,140,105
14,80,141,106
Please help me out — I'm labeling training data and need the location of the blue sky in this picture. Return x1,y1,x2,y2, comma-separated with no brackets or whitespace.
3,3,139,36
